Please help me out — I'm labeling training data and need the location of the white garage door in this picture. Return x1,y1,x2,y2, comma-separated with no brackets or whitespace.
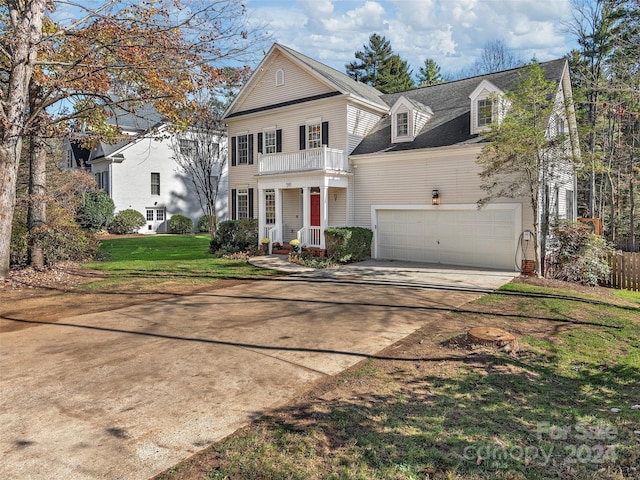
376,207,518,270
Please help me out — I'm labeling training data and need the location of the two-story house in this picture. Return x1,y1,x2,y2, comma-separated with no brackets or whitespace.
223,43,579,271
67,105,228,233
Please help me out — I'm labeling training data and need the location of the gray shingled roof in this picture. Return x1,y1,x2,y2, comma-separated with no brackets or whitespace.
351,58,567,155
277,44,388,110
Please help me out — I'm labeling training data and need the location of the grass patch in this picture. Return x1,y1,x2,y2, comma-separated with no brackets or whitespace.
82,235,277,291
155,281,640,480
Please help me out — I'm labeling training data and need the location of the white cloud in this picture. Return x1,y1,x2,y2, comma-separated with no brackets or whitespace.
246,0,577,77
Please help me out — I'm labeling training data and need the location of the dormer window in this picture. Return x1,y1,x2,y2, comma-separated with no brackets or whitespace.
396,112,408,137
469,80,505,134
477,99,493,127
390,96,433,143
275,69,285,86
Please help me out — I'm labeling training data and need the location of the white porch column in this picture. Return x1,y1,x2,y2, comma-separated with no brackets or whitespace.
302,186,310,230
275,188,283,243
320,186,329,249
258,187,265,245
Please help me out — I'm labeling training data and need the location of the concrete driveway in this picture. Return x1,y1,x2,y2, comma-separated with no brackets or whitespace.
0,261,514,480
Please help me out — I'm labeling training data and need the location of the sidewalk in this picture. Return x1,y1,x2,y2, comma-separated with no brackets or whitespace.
248,255,316,273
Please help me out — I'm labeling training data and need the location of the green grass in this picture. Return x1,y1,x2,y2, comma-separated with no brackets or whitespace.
154,281,640,480
81,235,277,290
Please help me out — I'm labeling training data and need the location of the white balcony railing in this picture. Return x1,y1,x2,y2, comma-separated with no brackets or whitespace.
259,146,348,174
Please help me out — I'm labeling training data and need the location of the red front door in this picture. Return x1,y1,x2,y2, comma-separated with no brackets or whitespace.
310,194,320,227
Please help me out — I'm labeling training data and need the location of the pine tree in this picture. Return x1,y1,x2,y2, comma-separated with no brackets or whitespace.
345,33,393,88
345,33,414,93
417,59,444,86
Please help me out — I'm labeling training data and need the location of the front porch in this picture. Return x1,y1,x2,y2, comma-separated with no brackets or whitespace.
257,175,350,252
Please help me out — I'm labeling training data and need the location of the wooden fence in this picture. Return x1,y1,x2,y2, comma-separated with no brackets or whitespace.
604,251,640,291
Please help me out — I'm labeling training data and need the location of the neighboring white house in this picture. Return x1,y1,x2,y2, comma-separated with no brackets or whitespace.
222,43,580,271
67,106,228,233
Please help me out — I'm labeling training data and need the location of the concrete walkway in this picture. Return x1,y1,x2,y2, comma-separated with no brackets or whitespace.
0,260,514,480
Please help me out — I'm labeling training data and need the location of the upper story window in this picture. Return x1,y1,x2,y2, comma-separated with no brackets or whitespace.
151,172,160,195
275,69,285,86
307,123,322,149
299,121,328,150
396,112,409,137
555,114,566,136
477,99,493,127
237,134,250,164
264,130,277,154
179,139,196,156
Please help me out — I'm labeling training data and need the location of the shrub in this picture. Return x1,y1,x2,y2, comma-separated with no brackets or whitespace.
11,203,98,266
76,191,114,232
198,215,215,233
168,214,194,234
210,218,258,254
108,209,146,234
546,221,613,286
325,227,373,263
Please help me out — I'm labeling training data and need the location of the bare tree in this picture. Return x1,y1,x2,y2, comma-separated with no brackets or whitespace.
172,102,228,238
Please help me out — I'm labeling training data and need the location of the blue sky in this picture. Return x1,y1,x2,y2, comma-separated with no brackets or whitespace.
244,0,579,77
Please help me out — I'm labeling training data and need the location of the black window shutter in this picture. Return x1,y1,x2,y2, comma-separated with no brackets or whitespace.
248,134,254,164
248,188,254,218
231,189,237,219
322,121,329,146
257,133,263,154
299,125,306,150
276,129,282,152
231,137,237,166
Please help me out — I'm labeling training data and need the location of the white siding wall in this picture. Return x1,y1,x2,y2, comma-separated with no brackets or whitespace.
350,146,535,233
97,135,228,233
328,187,347,226
282,189,301,242
238,51,335,112
347,104,384,154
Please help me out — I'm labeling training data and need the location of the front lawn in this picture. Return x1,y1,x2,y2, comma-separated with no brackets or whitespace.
82,234,277,292
155,280,640,480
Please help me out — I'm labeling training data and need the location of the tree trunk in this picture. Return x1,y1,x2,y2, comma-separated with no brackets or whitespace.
0,0,48,278
27,120,47,268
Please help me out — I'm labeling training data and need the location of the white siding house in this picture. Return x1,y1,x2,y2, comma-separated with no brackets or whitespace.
68,108,228,233
223,43,580,272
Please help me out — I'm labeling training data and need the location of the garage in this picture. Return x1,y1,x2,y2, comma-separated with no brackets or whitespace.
374,205,521,270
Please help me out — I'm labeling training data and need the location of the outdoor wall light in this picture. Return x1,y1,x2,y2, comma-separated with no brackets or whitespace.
432,189,440,205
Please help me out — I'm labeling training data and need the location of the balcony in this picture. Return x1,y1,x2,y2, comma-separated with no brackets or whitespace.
258,146,348,175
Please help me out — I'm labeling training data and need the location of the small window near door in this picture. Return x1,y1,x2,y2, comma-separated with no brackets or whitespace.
156,209,164,221
265,189,275,225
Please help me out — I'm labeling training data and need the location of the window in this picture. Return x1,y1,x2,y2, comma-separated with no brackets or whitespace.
237,188,249,219
156,209,164,221
477,99,493,127
151,172,160,195
179,139,196,156
67,150,73,168
101,171,109,195
264,130,276,154
307,123,321,149
275,69,285,86
396,112,408,137
237,135,248,164
265,189,275,225
556,114,566,136
146,210,154,221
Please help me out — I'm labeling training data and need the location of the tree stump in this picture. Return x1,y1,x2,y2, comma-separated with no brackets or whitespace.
467,327,518,353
